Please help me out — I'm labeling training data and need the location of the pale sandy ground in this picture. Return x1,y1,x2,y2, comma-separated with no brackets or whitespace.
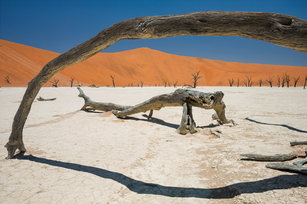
0,86,306,204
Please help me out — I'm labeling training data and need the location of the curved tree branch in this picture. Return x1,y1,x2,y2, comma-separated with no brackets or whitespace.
5,11,307,159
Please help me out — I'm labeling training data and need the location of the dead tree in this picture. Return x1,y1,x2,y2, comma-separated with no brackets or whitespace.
70,77,74,87
192,71,202,88
277,75,281,87
259,79,263,87
110,75,115,87
162,79,167,87
5,11,307,159
228,79,234,87
237,78,240,87
173,80,178,88
285,72,291,87
293,76,300,87
242,79,247,87
50,78,59,87
140,81,144,88
304,75,307,89
246,76,253,87
77,81,82,87
281,72,286,87
266,76,273,87
78,87,236,134
4,75,11,84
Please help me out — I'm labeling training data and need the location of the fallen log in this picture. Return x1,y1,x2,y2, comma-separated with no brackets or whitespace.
240,153,297,161
37,96,56,101
266,162,307,175
290,141,307,146
77,88,236,134
77,87,131,111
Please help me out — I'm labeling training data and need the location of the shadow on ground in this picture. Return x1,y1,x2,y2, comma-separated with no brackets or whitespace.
245,117,307,133
17,154,307,199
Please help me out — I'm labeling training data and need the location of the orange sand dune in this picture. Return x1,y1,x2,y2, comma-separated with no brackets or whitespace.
0,39,306,87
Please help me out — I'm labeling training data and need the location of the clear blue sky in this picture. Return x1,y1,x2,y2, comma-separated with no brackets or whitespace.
1,0,307,66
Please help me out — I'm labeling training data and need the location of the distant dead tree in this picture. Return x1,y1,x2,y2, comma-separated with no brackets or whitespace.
304,75,307,89
245,76,253,87
266,76,273,87
259,79,263,87
4,75,11,84
242,79,247,87
110,75,115,87
285,72,291,87
277,75,281,87
140,81,144,88
173,80,178,88
163,79,167,87
70,77,74,87
77,81,82,87
281,71,291,87
192,71,202,88
237,78,240,87
228,78,234,87
293,76,300,87
50,78,60,87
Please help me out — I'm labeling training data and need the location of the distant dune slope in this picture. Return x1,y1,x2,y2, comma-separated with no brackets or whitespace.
0,39,306,87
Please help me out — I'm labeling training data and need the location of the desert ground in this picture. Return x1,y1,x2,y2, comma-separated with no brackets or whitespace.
0,86,306,203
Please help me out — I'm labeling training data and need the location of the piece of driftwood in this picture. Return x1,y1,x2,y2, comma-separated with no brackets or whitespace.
5,11,307,159
77,87,131,111
240,153,298,161
290,141,307,146
78,87,236,134
266,163,307,175
37,96,56,101
293,157,307,168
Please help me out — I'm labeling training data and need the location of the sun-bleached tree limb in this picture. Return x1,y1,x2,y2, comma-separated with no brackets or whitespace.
77,88,235,135
5,11,307,159
240,153,298,161
290,141,307,146
266,162,307,175
77,87,131,111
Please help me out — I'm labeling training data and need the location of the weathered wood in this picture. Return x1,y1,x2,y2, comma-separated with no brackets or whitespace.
293,157,307,168
112,88,235,134
78,87,235,134
37,96,56,101
5,11,307,159
266,162,307,175
290,141,307,146
77,87,131,111
240,153,297,161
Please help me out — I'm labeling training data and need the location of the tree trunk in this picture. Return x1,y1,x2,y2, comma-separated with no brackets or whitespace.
5,11,307,159
78,88,235,135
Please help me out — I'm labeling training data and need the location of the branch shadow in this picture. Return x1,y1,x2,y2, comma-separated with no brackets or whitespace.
17,154,307,199
245,117,307,133
124,114,179,129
